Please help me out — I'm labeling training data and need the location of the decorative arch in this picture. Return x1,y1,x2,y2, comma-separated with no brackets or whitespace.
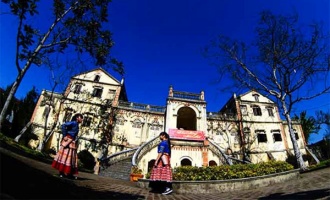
209,160,217,166
180,156,192,166
176,106,197,130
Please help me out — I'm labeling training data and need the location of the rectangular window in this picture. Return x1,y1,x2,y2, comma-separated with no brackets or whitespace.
43,106,50,118
272,130,282,142
252,106,262,116
240,105,247,115
63,111,72,122
256,130,267,143
73,84,82,94
92,88,103,98
294,130,299,140
82,116,92,127
108,89,116,99
267,107,274,117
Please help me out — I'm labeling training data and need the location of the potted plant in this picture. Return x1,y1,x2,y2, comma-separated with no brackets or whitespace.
130,166,144,182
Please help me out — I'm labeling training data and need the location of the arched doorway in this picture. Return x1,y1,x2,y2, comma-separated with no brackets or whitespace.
209,160,217,166
177,107,196,130
148,159,156,172
181,158,192,166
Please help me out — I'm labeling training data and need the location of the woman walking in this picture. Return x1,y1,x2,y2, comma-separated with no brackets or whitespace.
52,113,83,179
149,131,173,195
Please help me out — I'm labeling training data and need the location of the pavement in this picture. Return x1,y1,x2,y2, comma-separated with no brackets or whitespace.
0,147,329,200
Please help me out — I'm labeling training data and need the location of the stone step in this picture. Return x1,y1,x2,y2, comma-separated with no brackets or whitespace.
99,157,132,180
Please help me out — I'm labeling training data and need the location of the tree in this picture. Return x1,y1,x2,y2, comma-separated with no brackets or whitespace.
12,87,38,144
293,111,320,143
315,110,330,127
204,11,330,171
0,0,124,131
315,110,330,139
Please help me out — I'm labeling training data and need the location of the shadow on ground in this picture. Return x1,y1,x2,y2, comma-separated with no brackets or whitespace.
0,152,144,200
259,188,330,199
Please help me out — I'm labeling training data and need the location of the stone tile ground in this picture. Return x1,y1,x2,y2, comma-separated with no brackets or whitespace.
1,147,329,200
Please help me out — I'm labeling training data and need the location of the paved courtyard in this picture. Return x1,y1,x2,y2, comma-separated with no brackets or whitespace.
1,147,329,200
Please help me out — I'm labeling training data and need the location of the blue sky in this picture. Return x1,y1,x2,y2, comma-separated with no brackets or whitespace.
0,0,329,144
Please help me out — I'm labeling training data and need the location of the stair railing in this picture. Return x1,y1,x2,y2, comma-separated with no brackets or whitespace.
208,139,233,165
208,139,252,165
100,147,138,169
305,146,320,164
132,136,159,166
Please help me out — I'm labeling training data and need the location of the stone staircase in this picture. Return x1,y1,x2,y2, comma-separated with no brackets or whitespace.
99,157,132,180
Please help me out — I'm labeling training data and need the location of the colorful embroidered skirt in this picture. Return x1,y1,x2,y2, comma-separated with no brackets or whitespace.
150,156,172,182
51,137,78,175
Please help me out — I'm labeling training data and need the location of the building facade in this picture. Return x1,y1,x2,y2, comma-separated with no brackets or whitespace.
29,68,307,174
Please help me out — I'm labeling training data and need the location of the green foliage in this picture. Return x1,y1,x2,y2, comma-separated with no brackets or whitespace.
131,166,142,174
294,111,320,142
0,133,51,162
308,159,330,170
0,86,38,138
173,161,294,181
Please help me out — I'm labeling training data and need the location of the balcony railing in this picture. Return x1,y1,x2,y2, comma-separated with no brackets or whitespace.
171,90,202,101
207,112,237,120
118,101,166,113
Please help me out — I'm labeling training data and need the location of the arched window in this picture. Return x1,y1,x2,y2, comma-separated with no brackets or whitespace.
94,75,100,82
181,158,192,166
209,160,217,166
132,119,142,128
252,93,260,102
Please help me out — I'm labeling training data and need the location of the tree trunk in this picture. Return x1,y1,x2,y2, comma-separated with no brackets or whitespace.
0,81,20,131
0,63,31,131
284,112,307,171
14,121,32,142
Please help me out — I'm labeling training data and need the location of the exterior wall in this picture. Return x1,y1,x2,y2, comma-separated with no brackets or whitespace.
112,109,164,147
29,68,308,169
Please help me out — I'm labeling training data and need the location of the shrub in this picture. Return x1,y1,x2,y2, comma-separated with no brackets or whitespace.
173,161,294,181
131,166,142,174
308,159,330,170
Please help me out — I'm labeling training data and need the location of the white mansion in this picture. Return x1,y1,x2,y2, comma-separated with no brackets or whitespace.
29,68,308,174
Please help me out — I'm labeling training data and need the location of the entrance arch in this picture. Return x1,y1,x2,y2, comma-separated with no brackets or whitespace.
177,107,196,130
181,158,192,166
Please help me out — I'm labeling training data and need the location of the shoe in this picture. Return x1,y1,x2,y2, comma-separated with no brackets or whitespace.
162,187,173,195
67,175,78,180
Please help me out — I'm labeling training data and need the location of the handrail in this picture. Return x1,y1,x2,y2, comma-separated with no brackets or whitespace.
208,139,233,165
227,156,251,164
305,146,320,164
100,147,138,167
132,136,159,166
208,139,251,165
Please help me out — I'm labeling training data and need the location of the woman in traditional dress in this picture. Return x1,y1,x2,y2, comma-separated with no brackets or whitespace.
149,131,173,195
52,113,83,179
